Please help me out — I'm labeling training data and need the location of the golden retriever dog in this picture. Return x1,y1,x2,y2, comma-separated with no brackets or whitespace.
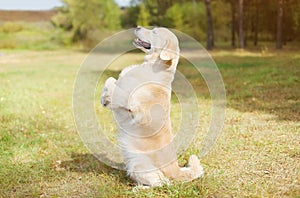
100,26,204,188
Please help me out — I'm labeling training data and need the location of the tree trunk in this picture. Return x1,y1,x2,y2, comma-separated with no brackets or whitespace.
231,0,236,47
253,0,258,46
238,0,244,49
276,0,283,49
205,0,214,50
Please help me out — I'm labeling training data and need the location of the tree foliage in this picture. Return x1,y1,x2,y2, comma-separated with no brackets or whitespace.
165,4,184,30
52,0,121,42
166,2,206,41
137,4,150,26
52,0,300,49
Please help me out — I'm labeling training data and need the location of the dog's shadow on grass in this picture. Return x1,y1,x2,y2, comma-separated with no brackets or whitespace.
60,153,132,185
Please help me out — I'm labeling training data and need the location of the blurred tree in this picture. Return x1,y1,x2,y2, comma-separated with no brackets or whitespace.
290,0,300,41
253,0,259,46
121,6,139,28
52,0,121,42
137,3,150,26
276,0,283,49
165,3,184,30
205,0,214,50
166,2,206,41
230,0,237,47
211,1,231,43
52,0,300,49
103,0,122,30
238,0,244,49
51,5,72,31
143,0,174,26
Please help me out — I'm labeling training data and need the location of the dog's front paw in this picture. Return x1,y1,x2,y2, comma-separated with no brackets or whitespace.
100,87,111,107
100,77,116,108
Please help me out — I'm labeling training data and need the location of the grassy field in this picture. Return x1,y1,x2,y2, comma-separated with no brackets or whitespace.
0,21,71,50
0,49,299,197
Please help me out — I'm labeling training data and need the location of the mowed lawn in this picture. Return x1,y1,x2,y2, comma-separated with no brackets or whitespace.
0,49,299,197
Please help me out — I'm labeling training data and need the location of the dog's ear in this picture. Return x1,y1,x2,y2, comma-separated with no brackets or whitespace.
159,39,178,61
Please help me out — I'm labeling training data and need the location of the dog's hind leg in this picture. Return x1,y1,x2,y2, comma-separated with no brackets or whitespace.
125,154,170,187
178,155,204,181
162,155,204,182
129,169,170,188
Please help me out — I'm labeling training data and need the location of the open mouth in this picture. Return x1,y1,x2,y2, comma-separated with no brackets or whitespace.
134,38,151,49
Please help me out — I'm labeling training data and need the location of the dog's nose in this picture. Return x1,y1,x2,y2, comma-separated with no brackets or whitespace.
136,26,142,31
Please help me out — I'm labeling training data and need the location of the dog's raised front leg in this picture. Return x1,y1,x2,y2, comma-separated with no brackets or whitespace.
100,77,116,108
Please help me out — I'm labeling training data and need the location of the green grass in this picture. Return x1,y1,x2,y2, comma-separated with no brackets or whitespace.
0,49,299,197
0,22,72,50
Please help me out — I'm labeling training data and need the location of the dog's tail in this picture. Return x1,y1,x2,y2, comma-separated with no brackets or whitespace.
172,155,204,182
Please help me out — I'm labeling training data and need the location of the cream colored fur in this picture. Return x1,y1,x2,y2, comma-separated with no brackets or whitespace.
100,26,204,187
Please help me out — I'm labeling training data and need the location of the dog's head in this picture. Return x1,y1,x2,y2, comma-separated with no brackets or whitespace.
133,26,179,62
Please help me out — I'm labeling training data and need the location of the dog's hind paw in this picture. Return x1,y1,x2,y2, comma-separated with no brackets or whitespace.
132,185,150,193
188,155,204,179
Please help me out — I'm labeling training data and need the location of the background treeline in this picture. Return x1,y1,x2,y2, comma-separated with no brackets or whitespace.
122,0,300,49
52,0,300,49
2,0,297,50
